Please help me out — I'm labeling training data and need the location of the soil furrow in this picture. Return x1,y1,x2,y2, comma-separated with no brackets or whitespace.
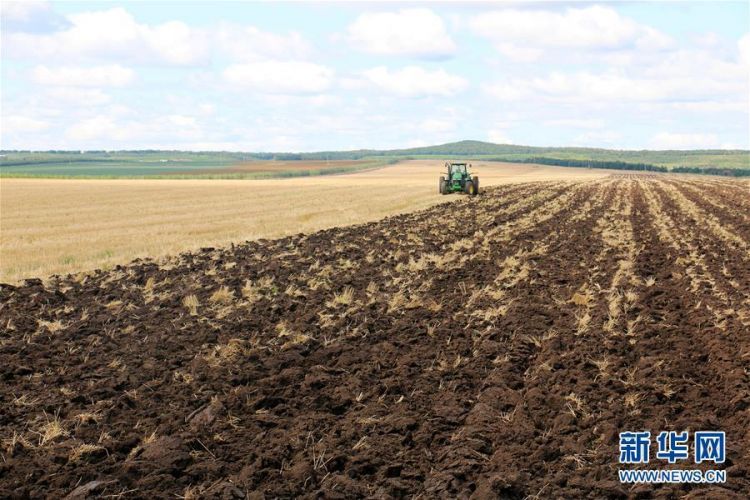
1,175,749,498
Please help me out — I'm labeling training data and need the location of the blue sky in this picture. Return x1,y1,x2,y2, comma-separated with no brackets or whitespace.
1,1,748,152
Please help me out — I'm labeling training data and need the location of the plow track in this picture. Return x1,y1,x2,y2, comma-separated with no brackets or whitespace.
1,175,749,498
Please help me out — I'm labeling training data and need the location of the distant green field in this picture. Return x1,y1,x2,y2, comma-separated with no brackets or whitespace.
1,151,242,178
0,153,390,179
0,161,235,178
290,140,750,170
2,141,748,178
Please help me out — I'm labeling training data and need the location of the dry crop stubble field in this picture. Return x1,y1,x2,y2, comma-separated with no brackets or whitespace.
0,160,606,283
1,174,749,498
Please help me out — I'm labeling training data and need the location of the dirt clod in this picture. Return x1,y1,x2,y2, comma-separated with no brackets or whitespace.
1,176,749,497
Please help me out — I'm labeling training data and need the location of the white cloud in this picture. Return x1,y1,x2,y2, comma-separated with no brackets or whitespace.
484,71,744,105
419,119,455,134
574,130,622,146
31,64,134,87
305,95,342,108
668,101,747,113
146,20,205,65
493,43,544,63
739,33,750,66
197,104,216,115
545,118,605,129
223,61,333,94
362,66,467,98
179,140,261,151
693,32,721,49
471,6,673,61
644,48,746,81
42,87,112,106
346,9,455,59
488,129,513,144
2,1,51,22
4,7,317,66
4,7,208,65
215,24,310,61
482,82,526,102
66,116,120,141
338,77,366,91
167,115,198,128
650,132,720,150
2,4,746,151
1,1,69,33
65,114,204,143
405,138,430,148
3,115,51,133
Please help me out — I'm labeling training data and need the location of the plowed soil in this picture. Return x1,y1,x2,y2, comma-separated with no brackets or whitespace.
1,175,749,498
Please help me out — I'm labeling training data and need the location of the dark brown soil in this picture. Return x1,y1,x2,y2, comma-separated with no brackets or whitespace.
1,176,749,499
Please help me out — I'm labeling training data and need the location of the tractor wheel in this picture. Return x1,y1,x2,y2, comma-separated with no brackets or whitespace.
439,176,446,195
465,180,476,196
473,176,480,194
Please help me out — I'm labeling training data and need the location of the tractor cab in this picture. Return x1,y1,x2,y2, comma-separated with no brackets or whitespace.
439,162,479,196
448,163,468,180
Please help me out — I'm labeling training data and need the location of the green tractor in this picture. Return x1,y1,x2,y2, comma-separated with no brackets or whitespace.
439,162,479,196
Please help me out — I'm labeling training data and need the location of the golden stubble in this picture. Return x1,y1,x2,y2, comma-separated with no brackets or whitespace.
0,160,608,283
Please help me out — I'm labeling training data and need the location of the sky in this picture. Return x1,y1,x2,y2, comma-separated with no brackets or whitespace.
1,1,748,152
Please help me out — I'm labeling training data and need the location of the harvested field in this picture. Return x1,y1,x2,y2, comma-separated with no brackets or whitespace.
0,160,607,283
1,175,749,498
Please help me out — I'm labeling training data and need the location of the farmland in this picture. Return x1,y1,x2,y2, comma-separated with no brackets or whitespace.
2,141,748,178
0,160,607,283
0,154,387,179
1,175,749,497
